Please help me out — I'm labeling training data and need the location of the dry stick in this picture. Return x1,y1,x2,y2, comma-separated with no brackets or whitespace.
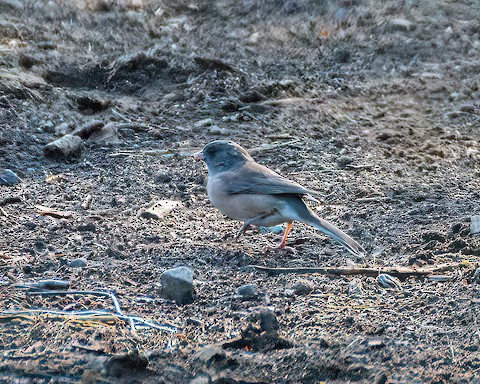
251,262,471,278
248,139,301,154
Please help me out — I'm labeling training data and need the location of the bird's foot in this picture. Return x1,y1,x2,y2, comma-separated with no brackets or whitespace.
263,244,296,255
234,224,251,240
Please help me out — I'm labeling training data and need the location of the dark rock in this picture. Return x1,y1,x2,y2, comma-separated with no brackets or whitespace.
239,90,266,103
75,95,111,114
71,120,104,139
449,239,467,251
422,231,446,243
161,266,194,304
449,222,466,235
221,98,243,112
0,0,23,10
77,223,96,232
0,196,21,206
104,350,148,378
459,104,476,113
155,171,172,184
288,280,314,295
0,169,21,185
234,284,259,299
37,41,56,50
194,57,237,72
18,53,43,68
257,310,279,333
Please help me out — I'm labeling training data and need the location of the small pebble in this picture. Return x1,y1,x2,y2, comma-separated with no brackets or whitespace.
288,280,314,295
258,310,279,333
348,279,364,297
259,225,284,234
189,374,211,384
473,268,480,284
55,122,71,136
470,216,480,235
235,284,259,299
388,18,415,32
377,274,402,290
0,169,21,185
194,118,213,128
77,223,96,232
337,155,354,168
68,257,88,268
367,337,386,348
459,104,476,113
208,125,228,135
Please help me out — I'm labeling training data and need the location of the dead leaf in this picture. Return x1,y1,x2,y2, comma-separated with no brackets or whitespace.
138,200,182,220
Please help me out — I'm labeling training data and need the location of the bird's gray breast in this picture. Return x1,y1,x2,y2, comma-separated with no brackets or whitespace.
207,175,289,223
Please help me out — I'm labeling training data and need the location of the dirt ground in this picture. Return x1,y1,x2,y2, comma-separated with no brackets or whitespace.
1,0,480,383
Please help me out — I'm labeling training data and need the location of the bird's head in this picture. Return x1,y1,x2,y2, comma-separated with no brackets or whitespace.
194,140,253,175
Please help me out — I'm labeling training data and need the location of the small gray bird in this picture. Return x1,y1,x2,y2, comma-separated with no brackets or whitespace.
195,140,365,257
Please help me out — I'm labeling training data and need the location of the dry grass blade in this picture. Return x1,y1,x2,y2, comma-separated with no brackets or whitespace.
0,309,178,333
35,205,73,219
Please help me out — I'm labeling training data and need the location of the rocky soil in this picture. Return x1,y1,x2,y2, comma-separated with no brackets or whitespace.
0,0,479,383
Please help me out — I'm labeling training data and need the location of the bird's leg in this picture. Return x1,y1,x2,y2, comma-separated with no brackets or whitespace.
235,212,275,240
235,222,252,239
278,222,293,249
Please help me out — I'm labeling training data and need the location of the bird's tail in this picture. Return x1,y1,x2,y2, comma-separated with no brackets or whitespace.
290,199,366,257
307,213,366,257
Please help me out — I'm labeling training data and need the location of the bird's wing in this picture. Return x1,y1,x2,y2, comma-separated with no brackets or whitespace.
222,162,317,196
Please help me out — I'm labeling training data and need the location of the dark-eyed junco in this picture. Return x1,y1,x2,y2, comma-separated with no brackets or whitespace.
195,140,365,257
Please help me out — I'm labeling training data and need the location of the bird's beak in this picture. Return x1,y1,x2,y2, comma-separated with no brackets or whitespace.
193,151,204,161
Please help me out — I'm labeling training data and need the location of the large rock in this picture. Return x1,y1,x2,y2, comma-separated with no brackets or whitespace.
44,134,83,160
160,266,194,304
0,169,21,185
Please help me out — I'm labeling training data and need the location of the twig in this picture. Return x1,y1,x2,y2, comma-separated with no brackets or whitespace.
260,97,324,106
35,205,73,219
14,280,70,290
251,262,472,278
345,164,375,170
355,197,390,203
109,149,191,158
0,206,8,217
248,139,301,154
0,196,21,206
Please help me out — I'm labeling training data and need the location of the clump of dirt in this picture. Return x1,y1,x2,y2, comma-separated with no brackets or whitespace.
1,0,479,383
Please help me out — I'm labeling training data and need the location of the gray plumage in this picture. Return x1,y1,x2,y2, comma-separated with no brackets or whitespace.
196,140,365,257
